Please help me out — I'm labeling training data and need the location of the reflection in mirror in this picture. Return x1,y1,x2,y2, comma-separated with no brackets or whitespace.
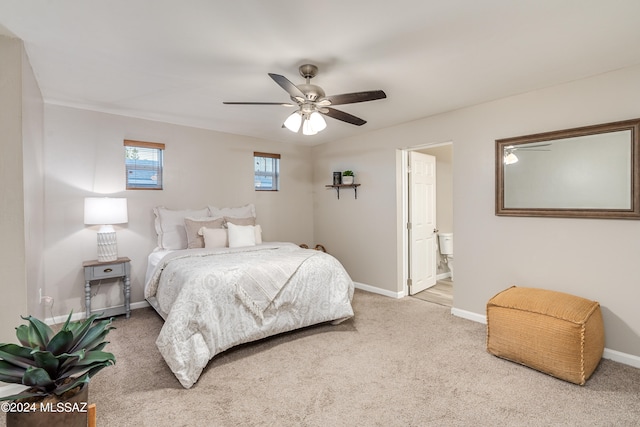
496,118,640,219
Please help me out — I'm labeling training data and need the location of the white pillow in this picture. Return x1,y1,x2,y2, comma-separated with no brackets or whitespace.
199,227,228,249
208,204,256,219
227,222,257,248
254,224,262,245
153,207,210,249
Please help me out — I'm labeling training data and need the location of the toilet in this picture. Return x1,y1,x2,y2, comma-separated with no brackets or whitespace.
438,233,454,281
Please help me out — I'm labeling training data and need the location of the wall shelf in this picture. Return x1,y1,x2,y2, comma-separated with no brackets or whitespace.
326,184,361,199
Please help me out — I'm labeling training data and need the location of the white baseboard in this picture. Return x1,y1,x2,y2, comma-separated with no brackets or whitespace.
450,308,640,369
131,300,151,310
451,307,487,324
602,348,640,369
353,281,403,299
44,300,151,325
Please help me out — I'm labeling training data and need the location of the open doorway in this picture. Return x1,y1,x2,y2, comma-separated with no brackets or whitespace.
402,142,454,307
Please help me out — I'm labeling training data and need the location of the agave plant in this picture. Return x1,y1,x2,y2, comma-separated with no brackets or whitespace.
0,312,115,402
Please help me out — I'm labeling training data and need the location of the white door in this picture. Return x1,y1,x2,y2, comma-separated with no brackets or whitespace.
408,151,437,295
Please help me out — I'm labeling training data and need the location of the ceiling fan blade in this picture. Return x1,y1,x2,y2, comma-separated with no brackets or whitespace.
268,73,306,99
323,107,367,126
324,90,387,106
223,101,295,107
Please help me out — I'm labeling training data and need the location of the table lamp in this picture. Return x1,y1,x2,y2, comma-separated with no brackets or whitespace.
84,197,128,262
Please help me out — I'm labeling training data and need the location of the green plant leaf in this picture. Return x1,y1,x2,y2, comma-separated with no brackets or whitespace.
75,350,115,367
23,366,54,388
60,311,74,331
46,329,74,355
84,362,114,379
53,373,90,396
74,330,109,353
16,324,36,348
31,350,60,377
56,349,85,374
69,319,114,353
0,343,33,359
0,360,26,382
61,362,114,385
20,315,54,349
66,313,100,344
0,345,36,370
88,341,109,352
60,351,115,379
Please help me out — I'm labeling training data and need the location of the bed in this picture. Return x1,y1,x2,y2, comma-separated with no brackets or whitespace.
144,205,355,388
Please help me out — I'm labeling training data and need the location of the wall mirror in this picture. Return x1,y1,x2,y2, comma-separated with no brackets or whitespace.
496,118,640,219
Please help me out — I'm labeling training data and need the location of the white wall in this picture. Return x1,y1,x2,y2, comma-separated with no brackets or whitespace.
0,35,43,342
22,46,45,320
312,64,640,358
43,105,314,316
0,36,27,342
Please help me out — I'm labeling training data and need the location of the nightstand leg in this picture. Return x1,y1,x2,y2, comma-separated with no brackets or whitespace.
85,280,91,318
124,274,131,319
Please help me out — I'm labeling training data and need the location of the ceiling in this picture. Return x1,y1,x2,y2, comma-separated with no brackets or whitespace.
1,1,640,145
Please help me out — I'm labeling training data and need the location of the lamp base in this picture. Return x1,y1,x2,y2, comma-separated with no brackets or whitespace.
97,231,118,262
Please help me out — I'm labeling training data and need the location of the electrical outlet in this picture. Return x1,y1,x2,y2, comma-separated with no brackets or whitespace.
42,296,54,308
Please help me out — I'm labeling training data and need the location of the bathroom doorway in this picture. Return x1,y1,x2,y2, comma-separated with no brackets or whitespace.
402,142,454,306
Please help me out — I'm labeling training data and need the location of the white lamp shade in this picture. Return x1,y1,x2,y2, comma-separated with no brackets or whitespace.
284,112,302,132
84,198,128,225
302,118,318,135
309,112,327,132
504,152,519,165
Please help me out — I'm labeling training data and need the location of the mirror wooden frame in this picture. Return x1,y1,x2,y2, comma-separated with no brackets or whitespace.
496,118,640,219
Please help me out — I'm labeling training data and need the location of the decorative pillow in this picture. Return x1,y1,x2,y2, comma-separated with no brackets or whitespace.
224,216,256,227
184,217,224,249
209,204,256,219
227,222,257,248
199,227,228,249
153,207,209,249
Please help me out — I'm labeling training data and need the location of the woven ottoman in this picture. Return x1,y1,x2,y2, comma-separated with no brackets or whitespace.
486,286,604,385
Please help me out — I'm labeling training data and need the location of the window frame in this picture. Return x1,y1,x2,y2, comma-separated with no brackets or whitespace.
124,140,165,190
254,152,280,191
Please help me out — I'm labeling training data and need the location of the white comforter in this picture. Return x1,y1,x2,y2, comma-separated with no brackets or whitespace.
145,242,354,388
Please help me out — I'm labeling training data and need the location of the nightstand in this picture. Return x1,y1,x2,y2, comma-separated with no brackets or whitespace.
82,257,131,319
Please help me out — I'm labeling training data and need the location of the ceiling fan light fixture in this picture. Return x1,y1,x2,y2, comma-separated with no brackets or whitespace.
309,111,327,132
225,64,386,133
284,111,302,132
302,117,318,135
504,151,519,165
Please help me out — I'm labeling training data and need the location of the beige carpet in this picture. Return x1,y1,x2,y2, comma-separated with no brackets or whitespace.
19,289,639,427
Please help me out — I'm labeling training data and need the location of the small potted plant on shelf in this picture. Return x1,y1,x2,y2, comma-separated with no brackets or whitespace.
342,170,355,185
0,312,116,427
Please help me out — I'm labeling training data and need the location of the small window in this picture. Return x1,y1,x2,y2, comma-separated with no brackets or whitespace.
254,152,280,191
124,140,164,190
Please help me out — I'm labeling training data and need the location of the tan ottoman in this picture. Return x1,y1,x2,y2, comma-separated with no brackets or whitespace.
486,286,604,385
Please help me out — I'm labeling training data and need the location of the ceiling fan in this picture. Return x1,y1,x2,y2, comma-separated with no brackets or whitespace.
503,143,551,164
223,64,387,135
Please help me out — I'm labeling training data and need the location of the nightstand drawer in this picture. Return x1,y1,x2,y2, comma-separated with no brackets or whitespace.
90,263,125,279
